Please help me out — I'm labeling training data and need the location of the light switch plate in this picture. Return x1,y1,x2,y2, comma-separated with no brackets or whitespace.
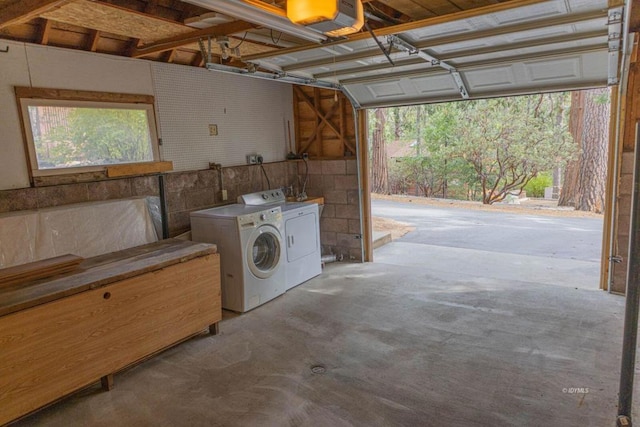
208,124,218,136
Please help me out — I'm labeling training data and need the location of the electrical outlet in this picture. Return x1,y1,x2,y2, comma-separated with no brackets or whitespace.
221,189,228,201
208,124,218,136
246,155,258,165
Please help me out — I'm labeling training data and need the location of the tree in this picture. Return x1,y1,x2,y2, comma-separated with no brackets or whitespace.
558,88,610,213
41,107,152,168
558,91,585,207
452,94,576,204
370,108,389,194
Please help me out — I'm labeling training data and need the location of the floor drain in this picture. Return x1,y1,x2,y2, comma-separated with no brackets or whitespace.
310,365,326,374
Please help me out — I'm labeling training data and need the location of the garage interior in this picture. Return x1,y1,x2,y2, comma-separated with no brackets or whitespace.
0,0,639,425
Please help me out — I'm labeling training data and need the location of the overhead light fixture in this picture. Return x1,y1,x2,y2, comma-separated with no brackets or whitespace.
183,0,327,43
287,0,364,37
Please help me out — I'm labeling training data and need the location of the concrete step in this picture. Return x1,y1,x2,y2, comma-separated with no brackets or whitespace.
372,231,392,249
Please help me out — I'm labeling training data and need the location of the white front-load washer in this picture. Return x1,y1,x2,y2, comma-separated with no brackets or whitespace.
238,190,322,291
190,204,285,312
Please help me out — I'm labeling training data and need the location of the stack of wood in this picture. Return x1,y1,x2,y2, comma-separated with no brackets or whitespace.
0,254,83,288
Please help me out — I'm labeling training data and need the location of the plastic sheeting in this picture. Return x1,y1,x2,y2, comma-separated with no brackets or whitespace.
0,198,158,268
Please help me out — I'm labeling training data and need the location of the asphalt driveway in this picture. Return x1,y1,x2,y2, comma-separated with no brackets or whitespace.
372,199,604,289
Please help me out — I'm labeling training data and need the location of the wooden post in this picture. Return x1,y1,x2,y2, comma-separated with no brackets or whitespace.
601,85,620,290
357,109,373,262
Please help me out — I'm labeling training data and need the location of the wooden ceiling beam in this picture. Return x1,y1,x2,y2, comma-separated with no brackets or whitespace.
130,20,255,58
164,48,177,63
0,0,71,30
365,1,413,24
192,50,205,67
39,19,53,45
87,29,101,52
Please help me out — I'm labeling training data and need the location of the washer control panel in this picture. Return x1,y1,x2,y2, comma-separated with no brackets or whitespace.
238,190,286,206
237,207,282,228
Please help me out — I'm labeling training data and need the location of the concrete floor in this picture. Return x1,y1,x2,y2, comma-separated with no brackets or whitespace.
15,254,628,426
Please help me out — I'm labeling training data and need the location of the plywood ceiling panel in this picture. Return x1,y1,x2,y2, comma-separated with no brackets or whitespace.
41,0,191,43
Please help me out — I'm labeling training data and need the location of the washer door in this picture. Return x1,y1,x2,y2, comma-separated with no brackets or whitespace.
246,224,282,279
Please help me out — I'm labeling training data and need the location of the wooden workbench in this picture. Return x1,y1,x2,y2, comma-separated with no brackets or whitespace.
0,239,221,425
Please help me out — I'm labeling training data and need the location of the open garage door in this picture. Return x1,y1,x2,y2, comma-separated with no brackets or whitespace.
244,0,622,108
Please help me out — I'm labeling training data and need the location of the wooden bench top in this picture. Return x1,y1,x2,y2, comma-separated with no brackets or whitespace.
0,239,217,317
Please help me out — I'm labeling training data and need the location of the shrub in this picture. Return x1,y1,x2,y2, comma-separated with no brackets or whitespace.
523,172,553,198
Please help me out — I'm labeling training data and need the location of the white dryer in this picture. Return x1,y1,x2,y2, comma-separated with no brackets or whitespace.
190,204,285,312
238,190,322,291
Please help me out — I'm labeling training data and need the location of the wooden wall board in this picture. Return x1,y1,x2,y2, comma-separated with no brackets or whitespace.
293,85,356,159
630,1,640,33
106,161,173,177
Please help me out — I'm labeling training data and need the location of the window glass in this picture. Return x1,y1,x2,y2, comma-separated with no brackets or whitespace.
18,96,159,176
27,105,154,170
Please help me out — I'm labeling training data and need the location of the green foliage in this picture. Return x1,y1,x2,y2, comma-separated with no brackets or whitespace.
372,92,577,204
34,107,153,169
523,172,553,198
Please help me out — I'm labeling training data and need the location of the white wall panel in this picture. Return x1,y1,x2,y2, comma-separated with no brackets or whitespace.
152,63,293,171
0,41,33,189
25,44,154,94
0,41,293,189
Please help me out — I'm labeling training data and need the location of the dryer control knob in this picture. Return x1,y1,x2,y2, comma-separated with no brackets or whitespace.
260,213,266,221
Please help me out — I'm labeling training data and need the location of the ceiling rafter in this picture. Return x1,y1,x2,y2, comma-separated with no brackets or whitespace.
87,29,101,52
38,19,53,45
0,0,71,30
130,20,256,57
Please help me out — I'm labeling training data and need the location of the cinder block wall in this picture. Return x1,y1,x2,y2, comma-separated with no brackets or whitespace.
0,176,159,212
300,159,362,261
0,159,363,262
165,162,298,236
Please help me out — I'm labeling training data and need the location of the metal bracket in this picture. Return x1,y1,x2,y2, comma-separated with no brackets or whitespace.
366,21,394,66
616,415,631,427
611,255,624,264
607,6,624,85
386,34,470,99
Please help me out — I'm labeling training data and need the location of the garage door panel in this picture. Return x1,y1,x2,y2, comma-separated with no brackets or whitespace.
524,56,584,83
367,81,408,98
244,0,617,107
409,74,459,95
464,65,516,90
489,0,569,26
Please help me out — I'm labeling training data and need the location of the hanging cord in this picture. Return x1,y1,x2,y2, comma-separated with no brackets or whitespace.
230,32,248,49
270,29,283,45
259,162,271,190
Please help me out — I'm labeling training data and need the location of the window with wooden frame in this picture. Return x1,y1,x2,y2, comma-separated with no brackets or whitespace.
15,87,161,178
